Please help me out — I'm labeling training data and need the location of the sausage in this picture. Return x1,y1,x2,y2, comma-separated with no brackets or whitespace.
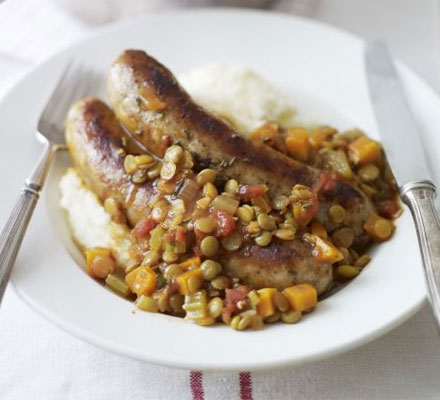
65,97,333,293
107,50,318,195
65,97,157,226
107,49,375,243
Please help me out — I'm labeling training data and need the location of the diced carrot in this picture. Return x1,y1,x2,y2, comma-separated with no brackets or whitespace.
125,266,157,296
179,256,201,270
348,136,381,166
303,233,344,263
363,213,395,241
256,288,276,318
249,123,278,146
285,128,309,161
176,269,203,295
283,284,317,312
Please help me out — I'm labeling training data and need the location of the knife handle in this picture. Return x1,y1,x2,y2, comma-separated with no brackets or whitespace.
401,180,440,326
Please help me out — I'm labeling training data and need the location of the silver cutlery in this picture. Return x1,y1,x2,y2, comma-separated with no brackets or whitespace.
365,41,440,328
0,63,100,304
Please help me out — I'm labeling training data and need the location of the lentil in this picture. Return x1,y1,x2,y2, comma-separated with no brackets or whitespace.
196,169,217,186
355,254,371,268
135,295,159,312
221,231,243,251
160,161,177,180
337,265,360,279
358,164,380,182
203,182,218,198
208,297,223,318
124,154,137,174
164,264,184,280
225,179,238,194
328,204,346,224
274,228,295,240
143,250,160,267
211,275,231,290
236,206,254,224
332,227,355,248
272,195,289,211
201,260,222,281
195,216,217,233
255,231,272,247
281,310,302,324
200,236,219,257
169,294,185,314
164,145,183,163
257,213,276,230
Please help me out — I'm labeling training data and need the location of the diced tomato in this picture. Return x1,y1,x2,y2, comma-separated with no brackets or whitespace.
132,216,157,238
292,193,319,227
164,226,187,244
194,229,208,240
160,135,172,155
377,199,401,219
175,226,187,244
213,209,236,238
238,184,268,201
164,231,175,243
221,286,251,324
315,171,340,194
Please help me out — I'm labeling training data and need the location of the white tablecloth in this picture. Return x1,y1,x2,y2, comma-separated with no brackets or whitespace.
1,1,440,399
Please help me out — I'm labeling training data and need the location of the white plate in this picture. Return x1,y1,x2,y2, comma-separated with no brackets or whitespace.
1,9,437,371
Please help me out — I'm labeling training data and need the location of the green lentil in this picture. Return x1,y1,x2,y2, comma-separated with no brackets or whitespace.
255,231,272,247
208,297,223,318
257,213,276,230
196,169,217,186
337,265,360,279
358,164,380,182
200,236,219,257
201,260,222,281
328,204,346,224
281,310,302,324
135,295,159,312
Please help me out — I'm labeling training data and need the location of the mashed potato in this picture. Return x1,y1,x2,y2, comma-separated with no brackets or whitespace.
179,64,295,132
61,65,295,268
60,168,138,269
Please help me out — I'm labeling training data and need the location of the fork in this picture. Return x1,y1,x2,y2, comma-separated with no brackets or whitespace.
0,63,100,305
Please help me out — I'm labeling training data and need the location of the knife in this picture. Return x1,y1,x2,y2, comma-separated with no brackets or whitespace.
365,41,440,327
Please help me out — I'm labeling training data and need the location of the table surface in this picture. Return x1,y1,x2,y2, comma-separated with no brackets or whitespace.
1,1,440,399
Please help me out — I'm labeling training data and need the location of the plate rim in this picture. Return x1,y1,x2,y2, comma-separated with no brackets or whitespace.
4,8,433,371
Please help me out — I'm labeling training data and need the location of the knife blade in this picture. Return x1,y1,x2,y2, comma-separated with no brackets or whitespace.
365,40,431,187
366,41,440,331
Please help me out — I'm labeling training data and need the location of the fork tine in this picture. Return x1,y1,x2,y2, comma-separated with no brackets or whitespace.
39,61,77,121
47,64,87,124
38,60,104,144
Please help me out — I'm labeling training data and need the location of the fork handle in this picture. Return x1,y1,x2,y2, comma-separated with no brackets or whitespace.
0,141,56,305
401,180,440,329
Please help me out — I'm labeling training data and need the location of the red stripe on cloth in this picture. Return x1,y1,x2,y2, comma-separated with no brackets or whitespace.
190,371,205,400
239,372,254,400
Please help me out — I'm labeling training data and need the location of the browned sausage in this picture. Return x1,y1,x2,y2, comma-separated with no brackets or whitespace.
65,97,333,293
107,49,374,242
